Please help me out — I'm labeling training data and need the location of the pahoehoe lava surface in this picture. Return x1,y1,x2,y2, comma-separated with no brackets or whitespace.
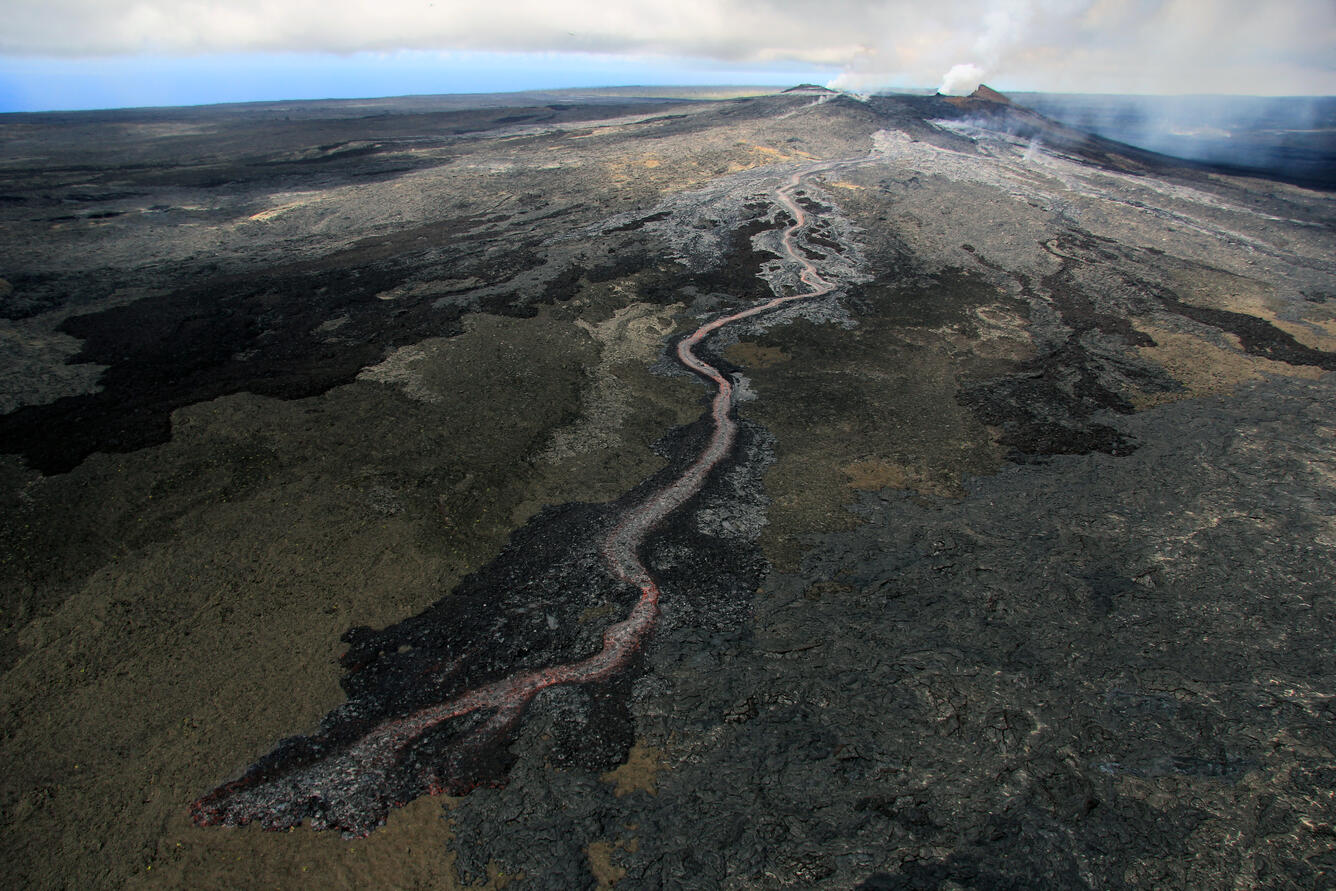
2,87,1335,889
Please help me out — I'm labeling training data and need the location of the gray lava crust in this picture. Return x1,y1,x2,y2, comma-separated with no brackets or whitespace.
2,86,1335,889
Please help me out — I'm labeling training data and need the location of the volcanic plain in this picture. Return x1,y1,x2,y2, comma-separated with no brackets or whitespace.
1,86,1334,889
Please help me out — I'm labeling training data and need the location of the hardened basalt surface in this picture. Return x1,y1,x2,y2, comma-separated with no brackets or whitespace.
1,88,1334,889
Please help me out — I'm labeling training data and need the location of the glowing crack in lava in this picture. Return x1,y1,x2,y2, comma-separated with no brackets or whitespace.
191,161,857,837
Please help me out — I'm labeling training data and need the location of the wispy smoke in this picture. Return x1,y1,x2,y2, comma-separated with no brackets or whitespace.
938,0,1036,93
1019,92,1336,188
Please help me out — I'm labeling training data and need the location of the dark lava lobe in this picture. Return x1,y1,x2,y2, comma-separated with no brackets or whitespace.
0,212,542,473
0,181,784,476
956,229,1336,462
191,407,771,835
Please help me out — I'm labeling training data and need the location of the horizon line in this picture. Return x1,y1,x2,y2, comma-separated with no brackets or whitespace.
5,82,1335,117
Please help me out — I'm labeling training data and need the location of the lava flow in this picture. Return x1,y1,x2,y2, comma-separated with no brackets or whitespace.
191,161,854,837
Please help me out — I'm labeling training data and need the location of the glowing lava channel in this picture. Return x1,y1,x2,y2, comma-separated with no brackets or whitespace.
192,163,850,835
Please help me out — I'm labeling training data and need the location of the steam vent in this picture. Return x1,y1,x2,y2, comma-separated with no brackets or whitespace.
2,85,1335,888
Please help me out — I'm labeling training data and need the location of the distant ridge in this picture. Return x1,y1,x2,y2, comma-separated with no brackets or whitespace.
784,83,838,94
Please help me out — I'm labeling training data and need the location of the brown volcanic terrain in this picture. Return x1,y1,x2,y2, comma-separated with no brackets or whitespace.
1,87,1334,889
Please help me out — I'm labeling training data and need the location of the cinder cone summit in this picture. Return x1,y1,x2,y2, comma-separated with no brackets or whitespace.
967,84,1011,103
939,83,1013,107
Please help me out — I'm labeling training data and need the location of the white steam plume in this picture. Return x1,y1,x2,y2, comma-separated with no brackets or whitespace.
938,63,986,95
935,0,1037,95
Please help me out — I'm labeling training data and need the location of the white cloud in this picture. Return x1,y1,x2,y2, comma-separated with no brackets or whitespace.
2,0,1333,95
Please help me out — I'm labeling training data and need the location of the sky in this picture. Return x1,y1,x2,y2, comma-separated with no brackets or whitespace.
1,0,1332,112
